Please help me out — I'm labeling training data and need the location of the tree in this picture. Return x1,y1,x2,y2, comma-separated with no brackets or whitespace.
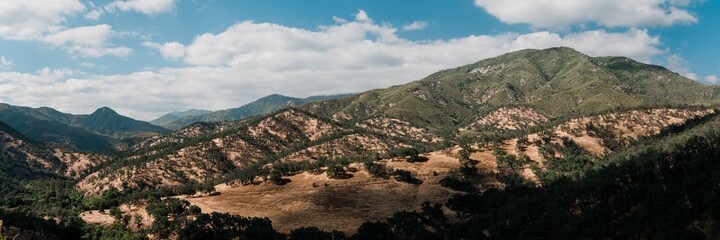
391,169,412,183
353,221,397,240
439,176,475,192
289,226,333,240
516,136,529,151
269,169,287,185
364,161,388,178
109,206,123,223
397,147,424,162
326,165,351,179
133,214,143,228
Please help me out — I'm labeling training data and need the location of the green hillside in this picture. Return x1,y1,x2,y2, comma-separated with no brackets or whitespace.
150,109,212,126
0,104,170,150
162,93,354,130
73,107,171,139
305,47,720,131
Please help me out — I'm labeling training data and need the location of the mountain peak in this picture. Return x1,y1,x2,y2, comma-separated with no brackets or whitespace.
259,94,294,100
92,106,118,115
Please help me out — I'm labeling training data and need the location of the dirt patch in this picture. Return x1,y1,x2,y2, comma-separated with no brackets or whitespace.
80,210,115,225
464,107,548,131
183,151,461,234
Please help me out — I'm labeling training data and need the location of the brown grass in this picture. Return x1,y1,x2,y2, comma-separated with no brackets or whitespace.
182,151,461,234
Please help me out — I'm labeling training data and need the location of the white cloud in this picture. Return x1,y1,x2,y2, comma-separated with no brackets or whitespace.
704,75,718,84
402,21,428,31
0,11,669,120
105,0,177,15
143,41,186,60
84,9,104,20
474,0,698,28
0,56,14,69
332,16,348,24
665,54,697,80
43,24,134,58
0,0,85,40
44,24,112,47
79,62,96,68
0,1,132,59
355,10,372,23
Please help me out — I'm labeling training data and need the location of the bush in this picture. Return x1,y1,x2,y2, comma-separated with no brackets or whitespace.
326,165,351,179
439,176,475,192
391,170,412,183
289,226,345,240
364,162,388,178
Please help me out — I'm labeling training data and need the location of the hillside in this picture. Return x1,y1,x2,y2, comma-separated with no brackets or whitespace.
161,94,354,130
77,108,441,194
5,47,720,239
0,104,170,150
0,120,114,179
149,109,211,127
304,47,720,131
78,106,718,235
73,107,171,139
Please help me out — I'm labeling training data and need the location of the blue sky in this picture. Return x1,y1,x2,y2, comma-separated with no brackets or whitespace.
0,0,717,120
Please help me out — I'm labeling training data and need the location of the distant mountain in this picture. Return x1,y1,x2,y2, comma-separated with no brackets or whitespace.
161,93,354,130
150,109,212,127
0,120,60,180
304,47,720,130
0,104,170,150
73,107,171,139
0,118,28,141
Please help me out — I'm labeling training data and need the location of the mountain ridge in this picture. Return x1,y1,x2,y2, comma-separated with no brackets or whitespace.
150,109,212,127
303,47,720,131
159,93,355,130
0,104,170,150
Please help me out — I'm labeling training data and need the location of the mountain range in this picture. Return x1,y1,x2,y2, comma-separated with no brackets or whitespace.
152,93,355,130
2,47,720,239
304,47,720,131
0,104,169,151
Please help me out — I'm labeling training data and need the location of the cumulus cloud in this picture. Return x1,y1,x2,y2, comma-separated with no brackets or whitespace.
0,0,85,40
0,11,668,120
354,10,372,23
474,0,698,29
43,24,134,58
0,1,132,58
105,0,177,15
0,56,14,69
84,9,104,20
402,21,428,31
704,75,718,84
143,41,186,60
665,54,698,80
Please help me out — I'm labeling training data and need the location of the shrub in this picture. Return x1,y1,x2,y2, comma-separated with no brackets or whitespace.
392,169,412,183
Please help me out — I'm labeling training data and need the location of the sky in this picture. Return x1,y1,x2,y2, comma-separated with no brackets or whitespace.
0,0,718,120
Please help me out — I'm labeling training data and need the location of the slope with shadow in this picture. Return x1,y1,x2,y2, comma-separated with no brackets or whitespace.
150,109,211,127
77,107,442,194
73,107,171,139
162,94,354,130
304,47,720,131
0,106,113,151
0,104,169,150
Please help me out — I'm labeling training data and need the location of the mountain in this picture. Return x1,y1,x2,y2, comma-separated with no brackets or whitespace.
161,93,354,130
0,104,114,151
6,47,720,238
150,109,212,127
73,107,171,139
0,125,43,192
0,104,170,150
304,47,720,131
